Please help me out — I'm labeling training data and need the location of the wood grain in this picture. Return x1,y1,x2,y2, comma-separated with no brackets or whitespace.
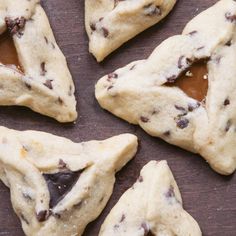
0,0,235,235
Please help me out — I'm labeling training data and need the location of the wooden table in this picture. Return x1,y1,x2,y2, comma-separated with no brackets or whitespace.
0,0,235,235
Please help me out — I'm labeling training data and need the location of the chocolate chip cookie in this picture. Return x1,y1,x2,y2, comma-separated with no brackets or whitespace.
0,126,138,236
95,0,236,175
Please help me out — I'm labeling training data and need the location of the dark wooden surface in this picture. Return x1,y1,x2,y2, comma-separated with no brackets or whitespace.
0,0,235,235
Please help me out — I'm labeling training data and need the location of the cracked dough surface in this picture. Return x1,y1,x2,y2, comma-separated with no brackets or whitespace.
99,160,202,236
85,0,176,62
0,126,138,236
96,0,236,175
0,1,77,122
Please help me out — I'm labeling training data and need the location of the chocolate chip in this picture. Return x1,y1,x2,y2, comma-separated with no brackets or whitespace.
74,201,83,209
141,222,149,235
165,185,175,199
43,169,83,208
140,116,149,123
99,197,104,203
44,36,49,44
178,56,185,69
176,118,189,129
102,27,109,37
5,16,26,37
144,4,161,16
188,102,200,112
163,131,171,137
130,64,136,70
58,97,64,105
90,22,96,31
202,98,206,106
58,159,67,169
214,56,222,64
188,30,198,36
18,17,26,28
51,42,56,49
43,79,53,90
52,212,61,219
22,192,33,201
152,109,159,115
108,73,118,80
20,214,29,225
224,99,230,106
114,0,125,7
68,85,73,96
178,56,192,69
120,214,126,223
107,85,114,90
225,40,232,46
36,210,49,222
138,175,143,182
22,145,29,152
166,75,177,83
197,46,205,51
175,105,186,112
40,62,47,76
225,120,232,132
225,12,236,22
114,224,120,229
25,82,31,90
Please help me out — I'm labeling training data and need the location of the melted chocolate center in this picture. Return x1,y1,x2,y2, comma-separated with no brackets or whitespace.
166,60,209,101
43,170,83,209
0,31,22,71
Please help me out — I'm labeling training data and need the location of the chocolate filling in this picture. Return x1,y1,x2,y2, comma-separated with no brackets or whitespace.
43,170,83,209
166,59,209,102
0,31,22,72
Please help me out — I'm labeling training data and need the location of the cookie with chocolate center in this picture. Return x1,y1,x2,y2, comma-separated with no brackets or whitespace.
0,126,138,236
96,0,236,175
0,1,77,122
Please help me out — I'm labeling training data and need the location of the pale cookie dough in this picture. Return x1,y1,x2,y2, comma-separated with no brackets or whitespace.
96,0,236,175
85,0,177,62
0,126,138,236
99,161,202,236
0,1,77,122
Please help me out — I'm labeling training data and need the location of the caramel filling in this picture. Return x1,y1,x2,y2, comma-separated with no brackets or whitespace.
167,60,209,101
0,31,22,71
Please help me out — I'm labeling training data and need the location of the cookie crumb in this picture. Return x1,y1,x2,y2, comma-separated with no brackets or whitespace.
203,74,208,80
185,70,193,77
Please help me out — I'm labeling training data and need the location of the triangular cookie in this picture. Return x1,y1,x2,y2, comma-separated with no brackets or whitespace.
85,0,177,62
0,2,77,122
99,161,202,236
96,0,236,175
0,126,138,236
